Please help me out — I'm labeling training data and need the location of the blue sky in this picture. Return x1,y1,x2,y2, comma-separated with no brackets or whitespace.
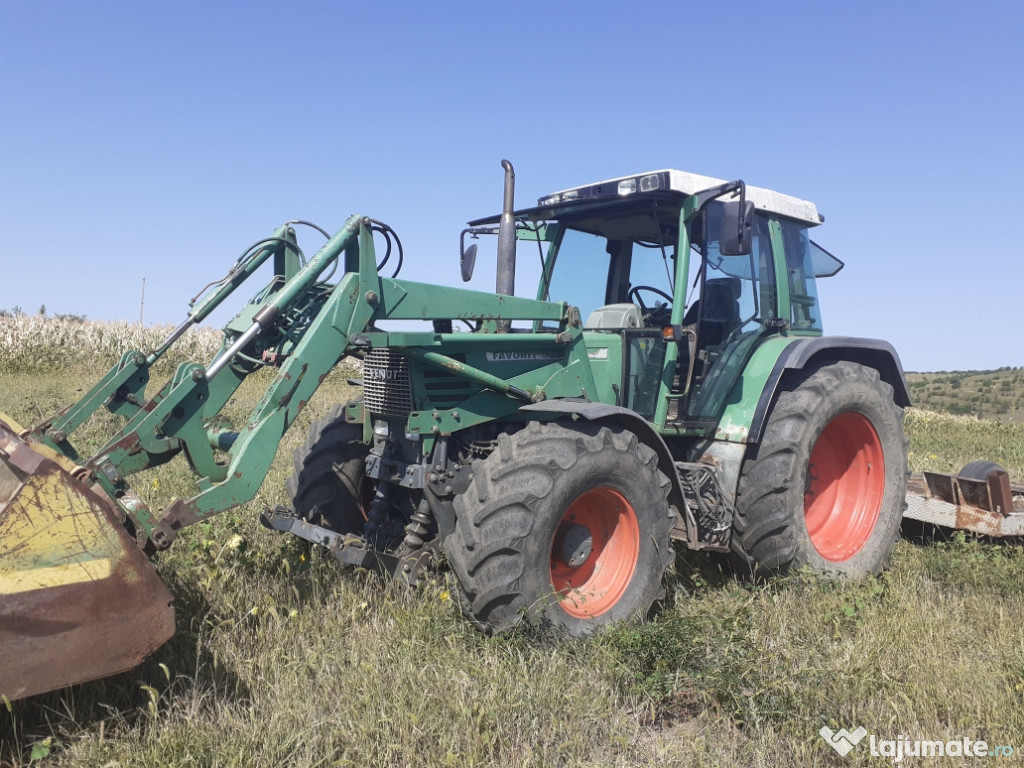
2,1,1021,372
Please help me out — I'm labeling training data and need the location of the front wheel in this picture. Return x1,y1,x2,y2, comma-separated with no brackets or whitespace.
286,403,370,534
733,361,908,576
445,421,676,636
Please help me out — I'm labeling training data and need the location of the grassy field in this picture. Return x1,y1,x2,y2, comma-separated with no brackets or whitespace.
2,321,1023,766
907,367,1024,424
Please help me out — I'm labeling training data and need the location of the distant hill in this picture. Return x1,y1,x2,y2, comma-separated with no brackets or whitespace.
906,367,1024,423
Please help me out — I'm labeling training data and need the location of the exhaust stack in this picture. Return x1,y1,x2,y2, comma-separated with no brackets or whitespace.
495,159,516,298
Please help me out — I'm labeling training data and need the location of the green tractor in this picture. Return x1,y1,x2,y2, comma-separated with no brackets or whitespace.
0,161,910,700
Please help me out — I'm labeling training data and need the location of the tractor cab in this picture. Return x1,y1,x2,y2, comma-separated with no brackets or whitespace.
468,169,844,437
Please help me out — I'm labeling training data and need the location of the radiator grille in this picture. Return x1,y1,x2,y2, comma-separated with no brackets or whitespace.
363,349,412,415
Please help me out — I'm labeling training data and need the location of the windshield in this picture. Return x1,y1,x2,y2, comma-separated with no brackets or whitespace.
543,229,677,321
542,228,609,320
538,202,682,325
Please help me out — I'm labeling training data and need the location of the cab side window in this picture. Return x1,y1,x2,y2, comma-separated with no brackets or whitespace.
778,219,824,331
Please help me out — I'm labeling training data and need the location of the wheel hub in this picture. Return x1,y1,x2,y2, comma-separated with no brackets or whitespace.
549,486,640,619
560,523,593,567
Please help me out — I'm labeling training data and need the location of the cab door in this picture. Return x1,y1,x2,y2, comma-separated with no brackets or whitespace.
681,208,779,428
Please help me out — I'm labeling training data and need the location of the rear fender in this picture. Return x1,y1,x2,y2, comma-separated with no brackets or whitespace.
748,336,911,445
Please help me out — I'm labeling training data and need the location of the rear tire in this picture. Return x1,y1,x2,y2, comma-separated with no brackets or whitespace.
286,403,369,533
733,361,908,576
445,421,676,636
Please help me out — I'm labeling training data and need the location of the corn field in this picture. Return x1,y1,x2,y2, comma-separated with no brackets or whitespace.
0,315,223,372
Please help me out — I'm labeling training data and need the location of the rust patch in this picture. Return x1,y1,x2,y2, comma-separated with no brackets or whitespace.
906,472,1024,537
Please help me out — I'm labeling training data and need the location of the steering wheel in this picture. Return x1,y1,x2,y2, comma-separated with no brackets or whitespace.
628,285,673,313
627,285,673,327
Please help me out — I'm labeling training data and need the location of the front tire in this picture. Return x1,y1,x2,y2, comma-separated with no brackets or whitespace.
286,403,370,534
445,421,676,636
733,361,908,576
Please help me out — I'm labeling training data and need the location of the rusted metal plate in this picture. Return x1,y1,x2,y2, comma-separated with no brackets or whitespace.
905,472,1024,537
0,415,175,701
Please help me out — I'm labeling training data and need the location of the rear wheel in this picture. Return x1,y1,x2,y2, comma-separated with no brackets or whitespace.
733,361,908,576
445,421,676,636
286,403,370,533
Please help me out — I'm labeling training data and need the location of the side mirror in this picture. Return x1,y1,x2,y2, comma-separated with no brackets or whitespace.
461,243,477,282
719,199,754,256
460,225,498,282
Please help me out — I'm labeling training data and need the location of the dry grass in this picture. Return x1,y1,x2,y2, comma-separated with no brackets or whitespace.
906,408,1024,478
2,323,1023,766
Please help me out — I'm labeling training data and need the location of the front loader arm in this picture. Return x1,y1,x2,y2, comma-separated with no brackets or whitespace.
144,219,577,548
151,267,366,542
93,215,375,549
31,213,577,553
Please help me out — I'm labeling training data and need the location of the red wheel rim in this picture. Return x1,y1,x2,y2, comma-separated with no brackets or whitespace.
549,487,639,618
804,412,885,562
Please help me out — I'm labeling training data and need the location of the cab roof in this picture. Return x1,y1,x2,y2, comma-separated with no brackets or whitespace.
469,169,823,228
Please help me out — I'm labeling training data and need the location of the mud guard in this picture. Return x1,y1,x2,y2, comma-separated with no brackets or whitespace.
518,399,699,545
748,336,911,445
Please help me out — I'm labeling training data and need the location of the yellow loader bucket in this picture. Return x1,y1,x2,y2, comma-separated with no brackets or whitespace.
0,414,175,701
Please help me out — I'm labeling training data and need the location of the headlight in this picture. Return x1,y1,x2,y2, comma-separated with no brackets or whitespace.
640,174,661,192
